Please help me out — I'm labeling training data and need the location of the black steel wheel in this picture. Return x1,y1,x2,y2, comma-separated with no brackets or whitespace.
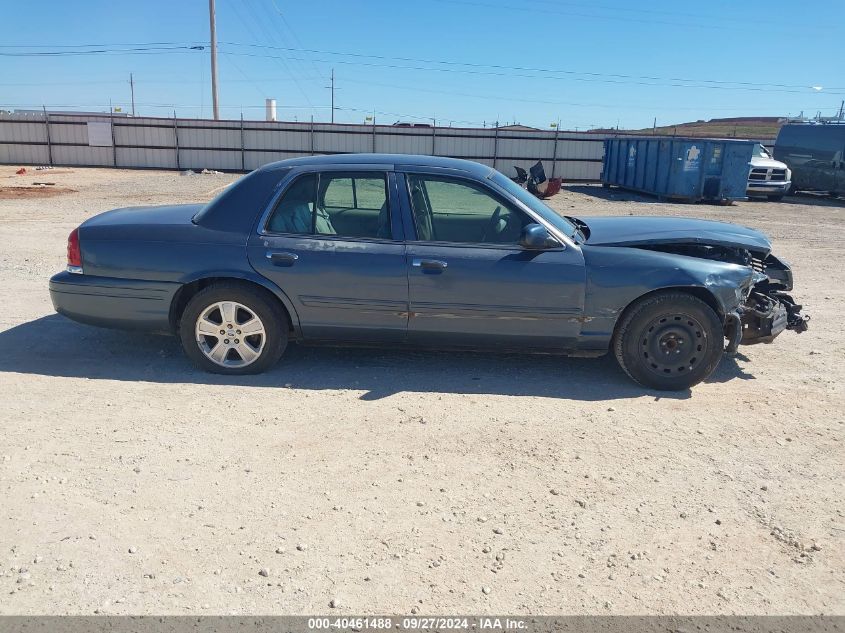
614,291,724,390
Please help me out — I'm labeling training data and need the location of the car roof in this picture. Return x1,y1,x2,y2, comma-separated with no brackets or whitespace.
257,153,494,177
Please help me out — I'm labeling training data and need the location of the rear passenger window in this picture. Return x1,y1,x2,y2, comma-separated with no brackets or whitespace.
266,172,391,239
266,174,317,234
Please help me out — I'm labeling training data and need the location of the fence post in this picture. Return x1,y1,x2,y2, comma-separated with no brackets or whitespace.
240,113,246,172
310,116,315,156
550,125,560,179
110,111,118,167
492,121,499,170
42,106,53,166
173,112,180,170
432,119,437,156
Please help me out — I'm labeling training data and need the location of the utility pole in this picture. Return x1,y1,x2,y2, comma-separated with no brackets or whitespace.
208,0,220,120
129,73,136,117
839,100,844,122
329,69,335,123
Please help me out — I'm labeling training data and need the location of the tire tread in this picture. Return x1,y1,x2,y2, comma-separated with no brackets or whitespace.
613,291,723,390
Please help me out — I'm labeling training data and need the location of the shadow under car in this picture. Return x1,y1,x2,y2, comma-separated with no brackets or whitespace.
0,315,752,401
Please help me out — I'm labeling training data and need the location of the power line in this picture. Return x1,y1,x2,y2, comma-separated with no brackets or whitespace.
227,0,315,107
218,47,845,95
2,40,839,94
0,45,205,57
430,0,839,35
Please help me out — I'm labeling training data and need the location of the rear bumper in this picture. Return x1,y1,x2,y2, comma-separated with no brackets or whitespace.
49,271,180,332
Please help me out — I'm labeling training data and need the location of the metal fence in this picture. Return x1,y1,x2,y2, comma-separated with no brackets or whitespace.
0,112,606,181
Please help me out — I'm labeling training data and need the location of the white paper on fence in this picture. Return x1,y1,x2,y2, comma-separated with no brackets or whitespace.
87,121,113,147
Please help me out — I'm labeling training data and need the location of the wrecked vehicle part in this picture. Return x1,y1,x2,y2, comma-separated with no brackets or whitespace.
626,243,809,346
577,246,758,354
740,287,809,344
579,234,808,358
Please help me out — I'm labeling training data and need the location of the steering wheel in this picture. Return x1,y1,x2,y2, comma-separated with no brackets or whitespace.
481,206,503,243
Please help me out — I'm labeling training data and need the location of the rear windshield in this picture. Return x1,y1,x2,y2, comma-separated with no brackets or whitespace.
192,167,291,233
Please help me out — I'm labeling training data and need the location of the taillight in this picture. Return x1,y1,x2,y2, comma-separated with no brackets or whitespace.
67,228,82,272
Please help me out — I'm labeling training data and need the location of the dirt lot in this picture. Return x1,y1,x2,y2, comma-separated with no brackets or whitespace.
0,166,842,616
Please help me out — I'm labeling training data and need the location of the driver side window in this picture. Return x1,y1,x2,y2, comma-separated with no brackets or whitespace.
407,174,530,244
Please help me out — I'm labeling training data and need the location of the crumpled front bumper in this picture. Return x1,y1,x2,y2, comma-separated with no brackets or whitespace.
724,255,809,353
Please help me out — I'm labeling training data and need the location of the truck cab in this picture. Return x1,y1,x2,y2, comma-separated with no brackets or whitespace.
774,123,845,196
747,143,791,200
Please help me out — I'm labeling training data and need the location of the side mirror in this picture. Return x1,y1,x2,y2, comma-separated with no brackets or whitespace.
519,223,559,250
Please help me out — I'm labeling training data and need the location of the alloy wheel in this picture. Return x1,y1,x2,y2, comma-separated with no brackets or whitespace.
195,301,267,368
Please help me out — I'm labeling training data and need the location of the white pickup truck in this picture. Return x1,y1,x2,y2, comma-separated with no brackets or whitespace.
747,143,791,200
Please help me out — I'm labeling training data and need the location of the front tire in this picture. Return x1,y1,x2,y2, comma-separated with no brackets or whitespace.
179,283,287,374
613,292,724,390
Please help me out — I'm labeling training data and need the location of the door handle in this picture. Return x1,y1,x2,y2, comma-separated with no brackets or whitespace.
412,258,448,273
266,251,299,267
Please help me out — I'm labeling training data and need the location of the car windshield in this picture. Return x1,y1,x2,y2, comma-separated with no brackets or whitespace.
489,171,578,237
754,144,773,158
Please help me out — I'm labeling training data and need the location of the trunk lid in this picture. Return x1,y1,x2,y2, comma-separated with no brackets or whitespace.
80,204,205,241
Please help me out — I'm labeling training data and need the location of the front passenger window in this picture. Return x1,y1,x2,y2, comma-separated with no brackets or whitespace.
407,175,530,244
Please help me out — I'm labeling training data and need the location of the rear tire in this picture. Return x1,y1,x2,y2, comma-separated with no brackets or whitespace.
179,283,287,374
613,292,724,390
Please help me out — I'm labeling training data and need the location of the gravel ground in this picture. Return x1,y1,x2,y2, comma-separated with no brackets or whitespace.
0,166,842,615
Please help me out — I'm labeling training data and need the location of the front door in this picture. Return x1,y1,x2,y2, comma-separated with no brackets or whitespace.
401,172,586,351
248,169,408,342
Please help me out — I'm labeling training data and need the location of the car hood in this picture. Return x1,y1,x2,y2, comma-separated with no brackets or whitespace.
579,215,772,255
750,156,789,170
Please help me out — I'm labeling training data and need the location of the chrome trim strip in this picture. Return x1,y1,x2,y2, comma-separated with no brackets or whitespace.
67,265,83,275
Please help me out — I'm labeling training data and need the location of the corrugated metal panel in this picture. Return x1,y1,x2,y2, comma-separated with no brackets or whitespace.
0,114,610,181
179,149,242,171
52,145,113,167
0,143,50,165
117,147,177,169
377,133,431,155
244,150,309,171
178,127,240,150
115,123,174,148
245,129,311,152
49,122,90,145
0,119,47,144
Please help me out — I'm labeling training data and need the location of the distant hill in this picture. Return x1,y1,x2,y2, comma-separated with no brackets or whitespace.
592,117,783,140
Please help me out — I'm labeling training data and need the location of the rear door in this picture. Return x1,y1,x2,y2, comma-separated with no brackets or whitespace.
247,168,408,342
399,170,586,351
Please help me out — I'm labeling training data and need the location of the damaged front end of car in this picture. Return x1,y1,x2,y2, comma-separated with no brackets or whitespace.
723,253,809,353
642,243,809,353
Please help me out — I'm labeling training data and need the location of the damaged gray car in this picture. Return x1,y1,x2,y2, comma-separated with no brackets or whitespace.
49,154,808,390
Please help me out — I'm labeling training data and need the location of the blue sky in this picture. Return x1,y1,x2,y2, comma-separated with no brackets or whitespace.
1,0,842,129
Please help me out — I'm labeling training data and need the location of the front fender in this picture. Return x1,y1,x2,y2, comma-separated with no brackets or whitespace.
577,245,755,350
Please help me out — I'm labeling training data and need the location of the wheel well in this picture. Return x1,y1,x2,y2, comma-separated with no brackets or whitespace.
169,277,293,334
612,286,723,341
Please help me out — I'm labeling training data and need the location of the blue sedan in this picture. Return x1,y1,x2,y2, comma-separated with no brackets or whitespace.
49,154,807,390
